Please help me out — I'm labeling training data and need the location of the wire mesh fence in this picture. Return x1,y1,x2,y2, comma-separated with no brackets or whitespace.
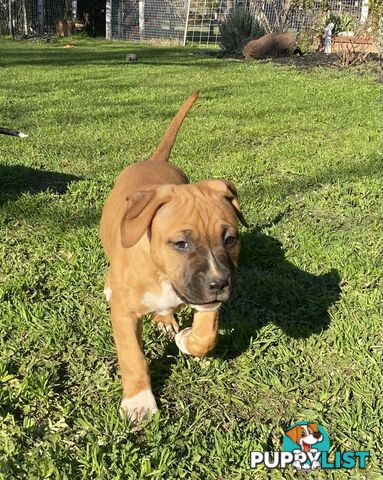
187,0,364,45
0,0,69,37
110,0,188,42
0,0,368,45
186,0,229,45
248,0,363,36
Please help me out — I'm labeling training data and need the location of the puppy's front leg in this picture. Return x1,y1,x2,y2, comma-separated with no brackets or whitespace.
110,293,158,423
175,310,219,357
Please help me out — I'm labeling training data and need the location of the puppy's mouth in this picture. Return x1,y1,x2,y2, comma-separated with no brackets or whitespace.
189,301,222,312
172,285,222,311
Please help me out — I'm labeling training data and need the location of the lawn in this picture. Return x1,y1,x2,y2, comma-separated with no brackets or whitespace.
0,37,382,479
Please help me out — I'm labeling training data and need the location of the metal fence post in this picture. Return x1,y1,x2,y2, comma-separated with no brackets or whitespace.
183,0,191,46
360,0,369,24
139,0,145,40
37,0,44,34
72,0,77,20
106,0,112,39
22,0,28,36
8,0,14,37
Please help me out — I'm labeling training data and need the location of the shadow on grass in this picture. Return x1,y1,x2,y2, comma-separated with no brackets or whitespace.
216,227,341,357
0,44,221,68
0,164,81,206
150,218,341,397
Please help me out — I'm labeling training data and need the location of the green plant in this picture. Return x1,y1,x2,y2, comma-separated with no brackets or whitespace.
219,6,264,53
368,0,383,35
296,30,317,53
314,13,357,36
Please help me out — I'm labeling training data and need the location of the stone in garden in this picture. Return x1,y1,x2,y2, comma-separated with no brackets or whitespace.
126,53,138,62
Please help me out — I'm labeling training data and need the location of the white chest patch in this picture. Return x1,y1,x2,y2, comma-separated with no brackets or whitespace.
142,281,183,315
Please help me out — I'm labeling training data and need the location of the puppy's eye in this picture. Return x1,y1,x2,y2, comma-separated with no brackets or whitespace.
301,431,307,437
224,235,237,247
173,240,189,251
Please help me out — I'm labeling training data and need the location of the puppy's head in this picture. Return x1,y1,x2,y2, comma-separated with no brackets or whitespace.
120,179,247,310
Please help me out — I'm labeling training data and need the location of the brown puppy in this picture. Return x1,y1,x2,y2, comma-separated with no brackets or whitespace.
100,92,247,423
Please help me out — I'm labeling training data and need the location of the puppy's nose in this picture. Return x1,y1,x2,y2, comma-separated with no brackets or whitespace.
208,277,229,294
313,432,322,439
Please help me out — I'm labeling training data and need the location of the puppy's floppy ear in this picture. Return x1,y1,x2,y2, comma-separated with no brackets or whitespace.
286,426,301,444
308,422,319,433
121,186,173,248
202,179,248,227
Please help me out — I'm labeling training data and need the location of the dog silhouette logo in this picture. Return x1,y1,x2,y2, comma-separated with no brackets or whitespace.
283,421,330,471
251,421,369,471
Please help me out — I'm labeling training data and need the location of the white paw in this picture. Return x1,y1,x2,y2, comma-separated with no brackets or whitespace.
104,287,112,302
120,389,158,424
175,327,192,355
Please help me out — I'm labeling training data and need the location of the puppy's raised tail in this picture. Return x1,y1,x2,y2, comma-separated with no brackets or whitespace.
150,91,199,162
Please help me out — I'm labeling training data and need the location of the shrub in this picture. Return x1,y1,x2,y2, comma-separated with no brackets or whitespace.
297,31,317,53
335,31,371,67
219,7,265,53
368,0,383,36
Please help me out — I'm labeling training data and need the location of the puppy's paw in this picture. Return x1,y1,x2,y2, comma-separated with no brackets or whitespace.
153,314,179,339
175,327,192,355
120,389,158,424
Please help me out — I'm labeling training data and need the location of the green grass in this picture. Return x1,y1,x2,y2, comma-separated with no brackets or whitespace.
0,37,382,479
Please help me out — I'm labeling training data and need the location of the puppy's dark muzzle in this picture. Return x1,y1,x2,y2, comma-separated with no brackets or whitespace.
206,269,233,299
173,275,233,306
199,279,233,304
208,276,229,295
